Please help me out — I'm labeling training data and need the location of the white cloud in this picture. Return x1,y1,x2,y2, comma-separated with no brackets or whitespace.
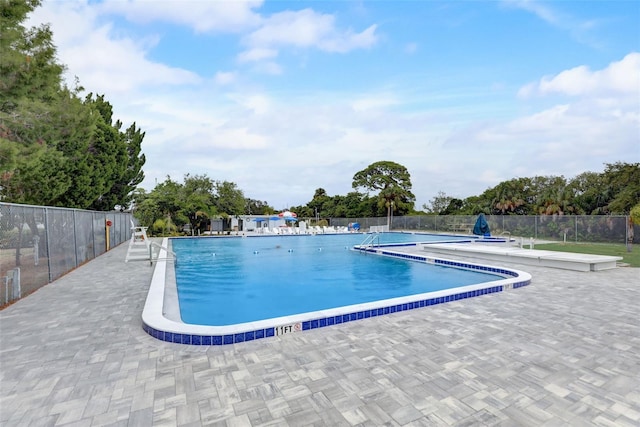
229,94,272,115
317,24,378,53
502,0,605,47
64,26,200,93
235,8,378,73
256,61,283,75
519,52,640,98
27,1,201,95
99,0,264,33
23,2,637,209
503,0,560,26
183,127,268,151
242,8,378,55
237,48,278,63
214,72,237,85
27,1,96,46
104,79,640,208
128,58,637,208
430,52,640,202
351,95,399,112
245,9,334,48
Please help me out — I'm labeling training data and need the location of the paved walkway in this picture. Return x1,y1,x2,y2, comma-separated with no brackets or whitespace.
1,242,639,426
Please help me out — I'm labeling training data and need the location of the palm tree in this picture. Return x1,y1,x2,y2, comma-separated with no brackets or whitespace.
537,179,576,216
492,179,526,214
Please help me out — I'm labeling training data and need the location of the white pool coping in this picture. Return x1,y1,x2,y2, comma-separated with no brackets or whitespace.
141,238,532,345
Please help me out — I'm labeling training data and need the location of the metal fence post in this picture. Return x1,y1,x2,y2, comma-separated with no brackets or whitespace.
625,215,629,249
72,209,78,268
45,207,52,283
92,212,96,259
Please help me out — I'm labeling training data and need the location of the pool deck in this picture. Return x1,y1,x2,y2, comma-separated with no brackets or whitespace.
420,242,623,272
1,241,639,426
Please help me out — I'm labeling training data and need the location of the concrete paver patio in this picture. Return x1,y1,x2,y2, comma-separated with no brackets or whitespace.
1,241,639,426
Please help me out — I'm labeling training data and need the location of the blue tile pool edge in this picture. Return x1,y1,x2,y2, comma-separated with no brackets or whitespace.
141,238,532,346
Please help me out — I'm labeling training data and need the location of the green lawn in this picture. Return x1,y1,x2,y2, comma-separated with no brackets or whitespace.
527,242,640,267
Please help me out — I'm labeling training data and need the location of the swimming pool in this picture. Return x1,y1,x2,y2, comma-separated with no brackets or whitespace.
173,234,496,326
142,233,531,345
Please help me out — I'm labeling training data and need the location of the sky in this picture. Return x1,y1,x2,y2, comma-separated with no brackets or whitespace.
27,0,640,211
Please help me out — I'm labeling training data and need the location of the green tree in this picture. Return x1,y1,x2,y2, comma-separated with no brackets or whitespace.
245,198,272,215
342,191,367,217
352,161,415,223
87,95,146,211
0,2,146,210
181,174,215,233
533,176,577,216
214,180,245,217
0,89,96,206
0,0,63,112
307,188,331,220
132,187,180,235
630,203,640,226
570,171,605,214
1,92,144,211
602,162,640,214
134,175,248,235
441,198,464,215
139,176,186,231
423,191,453,215
0,0,70,204
491,178,530,215
458,196,487,215
0,139,68,204
50,91,104,208
628,203,640,252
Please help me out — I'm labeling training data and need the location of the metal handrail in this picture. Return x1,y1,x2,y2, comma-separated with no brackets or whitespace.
357,233,381,250
149,241,177,265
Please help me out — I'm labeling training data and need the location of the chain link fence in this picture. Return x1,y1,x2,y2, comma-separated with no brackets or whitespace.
0,202,133,307
3,207,635,307
331,215,637,244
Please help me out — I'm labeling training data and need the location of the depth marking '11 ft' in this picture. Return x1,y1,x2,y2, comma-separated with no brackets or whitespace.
275,323,302,336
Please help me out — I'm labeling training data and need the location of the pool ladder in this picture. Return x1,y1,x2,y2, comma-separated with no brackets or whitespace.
356,233,381,251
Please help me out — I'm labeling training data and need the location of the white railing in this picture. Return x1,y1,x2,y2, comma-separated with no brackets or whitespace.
356,233,381,251
149,241,177,265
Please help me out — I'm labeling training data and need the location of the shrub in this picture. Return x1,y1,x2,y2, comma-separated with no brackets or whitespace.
631,203,640,225
151,218,177,236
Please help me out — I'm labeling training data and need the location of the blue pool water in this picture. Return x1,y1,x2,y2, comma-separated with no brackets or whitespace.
172,233,502,326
